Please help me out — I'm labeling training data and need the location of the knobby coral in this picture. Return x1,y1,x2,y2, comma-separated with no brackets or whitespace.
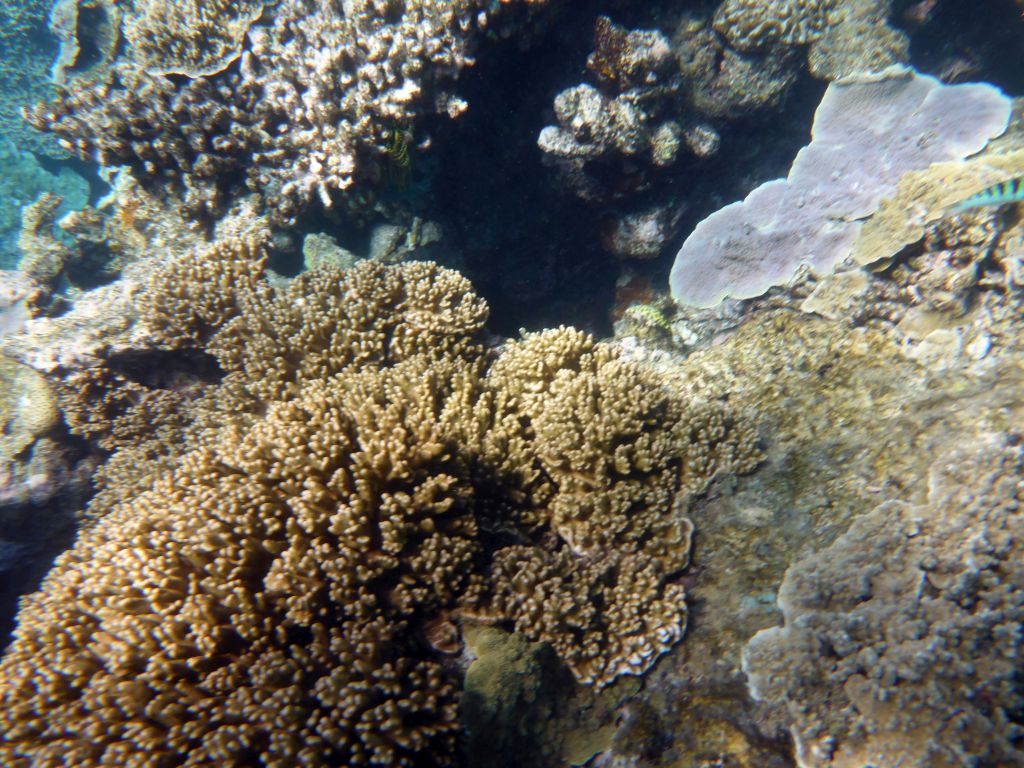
743,433,1024,768
0,255,758,765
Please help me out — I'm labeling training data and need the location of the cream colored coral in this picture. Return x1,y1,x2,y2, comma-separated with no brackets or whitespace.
144,234,270,346
123,0,267,77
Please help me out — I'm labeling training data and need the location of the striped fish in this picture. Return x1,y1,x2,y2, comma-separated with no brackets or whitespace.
950,175,1024,212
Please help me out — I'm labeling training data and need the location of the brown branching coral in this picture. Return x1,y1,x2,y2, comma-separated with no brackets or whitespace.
466,327,761,686
0,260,757,762
0,360,471,766
144,234,270,347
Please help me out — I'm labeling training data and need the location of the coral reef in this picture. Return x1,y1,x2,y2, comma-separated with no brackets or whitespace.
674,15,801,120
538,15,719,207
123,0,267,78
0,257,757,764
852,148,1024,269
712,0,908,80
742,434,1024,768
0,139,88,270
671,67,1012,307
0,0,63,157
27,0,546,223
48,0,121,85
0,355,58,464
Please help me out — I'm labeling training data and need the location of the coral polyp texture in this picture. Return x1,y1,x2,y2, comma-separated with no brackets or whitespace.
670,67,1012,308
123,0,268,78
26,0,542,223
712,0,908,79
0,257,757,765
742,434,1024,768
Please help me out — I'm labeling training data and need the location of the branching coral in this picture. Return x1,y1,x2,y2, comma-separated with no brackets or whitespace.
465,327,761,686
0,360,472,766
0,257,758,762
27,0,544,223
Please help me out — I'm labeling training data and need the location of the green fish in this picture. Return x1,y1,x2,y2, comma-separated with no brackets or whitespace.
950,175,1024,212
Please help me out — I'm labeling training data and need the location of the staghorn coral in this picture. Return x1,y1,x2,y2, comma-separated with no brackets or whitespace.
27,0,546,223
144,234,271,347
0,259,759,761
742,433,1024,767
480,545,691,687
200,259,489,409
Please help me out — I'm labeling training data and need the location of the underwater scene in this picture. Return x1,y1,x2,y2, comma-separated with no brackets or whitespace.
2,0,1024,766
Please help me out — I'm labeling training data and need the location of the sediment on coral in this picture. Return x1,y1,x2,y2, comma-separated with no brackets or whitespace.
742,433,1024,768
0,258,757,765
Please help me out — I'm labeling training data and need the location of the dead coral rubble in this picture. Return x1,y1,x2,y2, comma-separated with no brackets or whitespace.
0,256,757,765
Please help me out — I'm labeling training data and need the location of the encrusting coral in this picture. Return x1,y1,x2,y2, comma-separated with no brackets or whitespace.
123,0,268,78
0,254,758,764
742,433,1024,768
712,0,908,80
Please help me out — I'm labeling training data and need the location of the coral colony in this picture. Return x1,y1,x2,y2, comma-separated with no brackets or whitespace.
1,1,1024,766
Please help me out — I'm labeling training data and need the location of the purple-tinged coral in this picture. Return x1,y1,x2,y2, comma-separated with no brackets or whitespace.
670,67,1012,308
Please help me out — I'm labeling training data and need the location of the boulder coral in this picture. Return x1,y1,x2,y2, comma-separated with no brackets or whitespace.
0,252,758,765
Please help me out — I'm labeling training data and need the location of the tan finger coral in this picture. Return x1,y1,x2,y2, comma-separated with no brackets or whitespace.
0,356,478,766
144,234,270,347
0,260,758,763
468,327,760,686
